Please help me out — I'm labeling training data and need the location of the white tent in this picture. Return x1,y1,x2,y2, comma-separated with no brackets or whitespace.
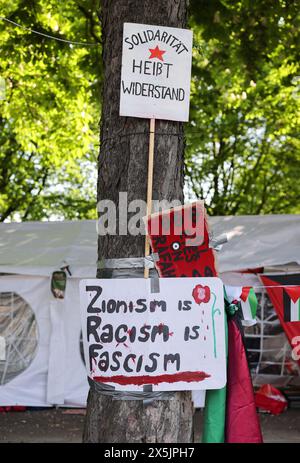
0,220,96,407
212,214,300,272
0,215,299,407
1,214,299,276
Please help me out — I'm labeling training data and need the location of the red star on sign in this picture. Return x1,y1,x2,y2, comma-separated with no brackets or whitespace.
149,45,166,61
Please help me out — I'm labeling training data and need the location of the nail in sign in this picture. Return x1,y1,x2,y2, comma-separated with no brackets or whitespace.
119,23,193,122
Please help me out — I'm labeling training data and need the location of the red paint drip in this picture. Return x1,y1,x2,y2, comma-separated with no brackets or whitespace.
93,371,210,386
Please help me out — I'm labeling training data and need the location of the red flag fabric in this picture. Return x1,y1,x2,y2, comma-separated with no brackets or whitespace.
225,319,263,443
255,384,287,415
240,286,251,302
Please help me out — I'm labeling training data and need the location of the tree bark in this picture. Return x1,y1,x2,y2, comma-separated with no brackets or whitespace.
83,0,193,443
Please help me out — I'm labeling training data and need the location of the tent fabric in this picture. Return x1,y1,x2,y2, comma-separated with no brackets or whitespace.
0,214,300,276
0,291,38,384
47,299,66,404
211,214,300,272
0,220,97,277
0,275,88,407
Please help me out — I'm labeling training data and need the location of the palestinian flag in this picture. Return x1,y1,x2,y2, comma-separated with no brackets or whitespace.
240,287,258,322
225,286,258,325
260,274,300,367
283,286,300,322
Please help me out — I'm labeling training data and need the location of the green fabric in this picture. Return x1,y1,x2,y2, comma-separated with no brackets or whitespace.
202,305,228,443
248,287,258,318
202,385,227,443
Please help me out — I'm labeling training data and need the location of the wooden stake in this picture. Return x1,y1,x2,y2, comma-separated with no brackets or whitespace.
144,118,155,278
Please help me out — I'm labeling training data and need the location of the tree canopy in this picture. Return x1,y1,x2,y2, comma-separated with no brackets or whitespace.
0,0,299,220
186,0,300,215
0,0,101,221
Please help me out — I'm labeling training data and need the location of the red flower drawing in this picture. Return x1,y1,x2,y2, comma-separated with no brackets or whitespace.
192,284,211,304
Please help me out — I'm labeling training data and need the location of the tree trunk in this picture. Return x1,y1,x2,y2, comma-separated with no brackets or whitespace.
83,0,193,443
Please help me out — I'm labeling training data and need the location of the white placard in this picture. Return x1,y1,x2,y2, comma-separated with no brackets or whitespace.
79,277,226,392
120,23,193,122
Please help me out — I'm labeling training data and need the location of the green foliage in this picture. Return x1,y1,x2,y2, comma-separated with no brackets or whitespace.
0,0,299,220
0,0,101,221
186,0,300,214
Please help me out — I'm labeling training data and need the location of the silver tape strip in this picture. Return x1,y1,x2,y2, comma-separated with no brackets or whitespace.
88,377,174,403
98,257,155,270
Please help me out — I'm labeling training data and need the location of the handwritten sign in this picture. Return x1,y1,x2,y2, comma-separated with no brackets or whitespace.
79,277,226,392
119,23,193,121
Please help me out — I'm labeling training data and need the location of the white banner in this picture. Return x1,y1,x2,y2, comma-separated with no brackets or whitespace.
120,23,193,121
79,277,226,392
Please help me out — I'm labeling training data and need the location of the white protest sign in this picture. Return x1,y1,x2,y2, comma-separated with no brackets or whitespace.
119,23,193,122
79,277,226,392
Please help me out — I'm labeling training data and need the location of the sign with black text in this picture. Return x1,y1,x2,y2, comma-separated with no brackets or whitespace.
79,277,226,392
119,23,193,121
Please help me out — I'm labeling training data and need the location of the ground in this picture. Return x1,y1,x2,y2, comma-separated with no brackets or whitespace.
194,408,300,444
0,407,299,443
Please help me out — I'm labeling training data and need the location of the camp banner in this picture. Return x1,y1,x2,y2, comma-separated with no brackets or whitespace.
79,277,226,392
119,23,193,121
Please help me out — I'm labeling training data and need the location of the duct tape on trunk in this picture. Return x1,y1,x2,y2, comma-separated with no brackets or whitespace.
88,377,174,403
90,256,175,404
